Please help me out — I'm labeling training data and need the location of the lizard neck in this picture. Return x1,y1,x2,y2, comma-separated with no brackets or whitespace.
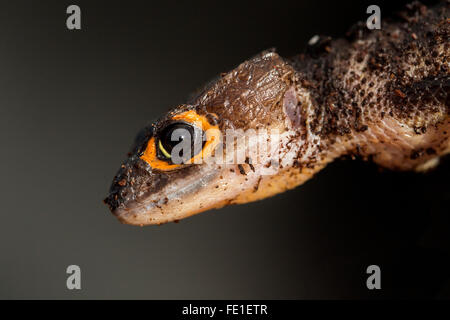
284,1,449,171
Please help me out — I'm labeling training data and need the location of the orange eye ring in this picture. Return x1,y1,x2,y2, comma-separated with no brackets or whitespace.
140,110,220,171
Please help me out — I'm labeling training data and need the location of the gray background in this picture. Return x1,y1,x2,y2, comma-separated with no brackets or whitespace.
0,0,448,299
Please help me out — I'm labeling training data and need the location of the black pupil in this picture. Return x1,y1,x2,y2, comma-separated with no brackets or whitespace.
158,122,204,162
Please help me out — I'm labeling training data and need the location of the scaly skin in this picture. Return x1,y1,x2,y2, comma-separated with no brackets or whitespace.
105,1,449,225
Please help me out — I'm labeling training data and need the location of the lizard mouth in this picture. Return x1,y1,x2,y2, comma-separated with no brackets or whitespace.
111,164,221,225
106,159,259,226
104,133,277,225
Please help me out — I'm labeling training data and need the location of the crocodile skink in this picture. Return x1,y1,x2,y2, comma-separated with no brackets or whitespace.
105,2,449,225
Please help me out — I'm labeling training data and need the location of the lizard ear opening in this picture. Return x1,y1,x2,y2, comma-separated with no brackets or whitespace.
140,110,221,171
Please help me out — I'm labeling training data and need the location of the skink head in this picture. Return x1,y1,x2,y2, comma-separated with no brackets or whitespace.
104,51,298,225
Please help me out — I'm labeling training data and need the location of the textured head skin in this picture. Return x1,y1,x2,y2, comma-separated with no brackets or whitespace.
104,52,299,225
105,2,449,225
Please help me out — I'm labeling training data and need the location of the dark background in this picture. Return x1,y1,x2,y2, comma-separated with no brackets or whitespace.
0,0,448,299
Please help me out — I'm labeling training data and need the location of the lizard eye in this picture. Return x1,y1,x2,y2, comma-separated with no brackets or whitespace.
140,110,221,171
157,122,204,163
